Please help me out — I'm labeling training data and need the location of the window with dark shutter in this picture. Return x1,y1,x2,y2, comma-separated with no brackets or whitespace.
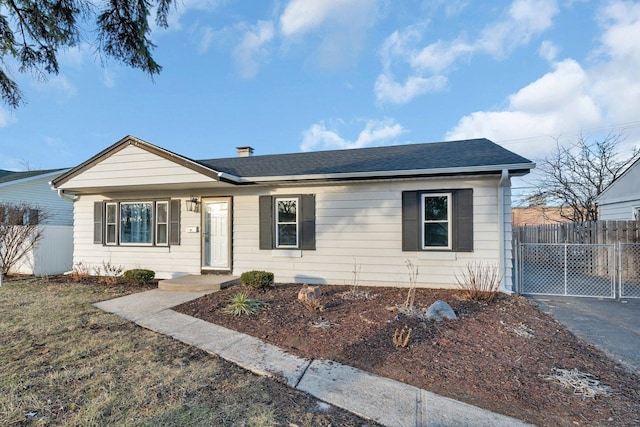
169,199,181,245
94,201,104,244
259,194,315,250
401,189,473,252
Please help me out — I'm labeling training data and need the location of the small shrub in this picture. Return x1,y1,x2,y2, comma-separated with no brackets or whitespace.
455,261,502,302
70,261,90,281
223,292,265,316
240,270,274,290
393,325,412,349
123,269,156,285
98,261,123,285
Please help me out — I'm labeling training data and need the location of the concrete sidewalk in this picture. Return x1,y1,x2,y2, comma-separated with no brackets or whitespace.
95,289,532,427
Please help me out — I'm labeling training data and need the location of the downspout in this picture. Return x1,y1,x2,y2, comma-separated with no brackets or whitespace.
55,188,77,203
498,169,510,293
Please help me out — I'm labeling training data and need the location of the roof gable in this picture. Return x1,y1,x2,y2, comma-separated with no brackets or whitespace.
52,136,225,192
598,156,640,202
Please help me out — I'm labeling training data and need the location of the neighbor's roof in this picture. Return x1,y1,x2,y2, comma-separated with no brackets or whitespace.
0,168,68,186
199,138,534,180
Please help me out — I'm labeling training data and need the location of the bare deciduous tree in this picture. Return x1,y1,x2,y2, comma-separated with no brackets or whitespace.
530,133,640,222
0,202,48,276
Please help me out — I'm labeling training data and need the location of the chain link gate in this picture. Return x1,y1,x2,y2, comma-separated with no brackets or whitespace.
515,243,616,298
620,243,640,298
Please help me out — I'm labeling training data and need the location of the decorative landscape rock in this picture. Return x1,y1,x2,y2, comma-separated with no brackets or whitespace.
297,285,321,302
424,300,458,322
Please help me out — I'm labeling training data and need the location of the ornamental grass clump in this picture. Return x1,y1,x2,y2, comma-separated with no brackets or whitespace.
223,292,266,316
455,261,502,302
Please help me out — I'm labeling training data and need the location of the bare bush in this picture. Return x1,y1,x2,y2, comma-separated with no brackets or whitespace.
455,261,502,302
0,202,48,276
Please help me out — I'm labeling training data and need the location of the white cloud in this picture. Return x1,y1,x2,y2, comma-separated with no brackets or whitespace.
33,75,78,99
375,0,560,104
280,0,375,36
300,118,405,151
445,59,602,159
538,40,559,62
374,73,447,104
445,1,640,161
279,0,378,68
233,21,275,79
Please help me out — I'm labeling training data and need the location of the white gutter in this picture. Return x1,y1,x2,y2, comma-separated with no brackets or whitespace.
498,169,510,293
55,187,77,202
219,162,535,184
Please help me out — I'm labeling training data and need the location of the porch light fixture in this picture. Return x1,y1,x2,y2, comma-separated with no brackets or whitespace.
186,196,200,213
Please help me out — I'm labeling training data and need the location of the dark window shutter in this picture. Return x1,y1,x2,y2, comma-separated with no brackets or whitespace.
28,209,39,225
453,189,473,252
259,196,273,249
300,194,316,250
169,199,181,245
93,201,104,244
402,191,420,251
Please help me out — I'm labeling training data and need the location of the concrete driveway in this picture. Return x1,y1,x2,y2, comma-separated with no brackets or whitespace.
529,295,640,374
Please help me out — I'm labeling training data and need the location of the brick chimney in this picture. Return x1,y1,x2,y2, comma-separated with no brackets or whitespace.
236,146,254,157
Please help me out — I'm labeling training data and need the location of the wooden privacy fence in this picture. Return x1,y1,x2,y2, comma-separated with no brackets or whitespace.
513,220,640,244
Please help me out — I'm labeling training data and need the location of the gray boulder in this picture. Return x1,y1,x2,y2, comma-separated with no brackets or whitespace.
424,300,458,322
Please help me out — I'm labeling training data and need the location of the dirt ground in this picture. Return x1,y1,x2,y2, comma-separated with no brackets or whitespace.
175,284,640,427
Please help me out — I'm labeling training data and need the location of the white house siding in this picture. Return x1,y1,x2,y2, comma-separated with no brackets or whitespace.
598,160,640,220
60,145,216,190
0,175,73,226
71,175,508,287
232,177,504,289
72,194,203,279
599,200,640,220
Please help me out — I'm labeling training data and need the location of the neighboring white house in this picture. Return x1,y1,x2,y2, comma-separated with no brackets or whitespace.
52,135,535,291
598,157,640,220
0,169,74,275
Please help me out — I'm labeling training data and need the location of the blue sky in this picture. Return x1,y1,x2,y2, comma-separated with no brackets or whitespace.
1,0,640,195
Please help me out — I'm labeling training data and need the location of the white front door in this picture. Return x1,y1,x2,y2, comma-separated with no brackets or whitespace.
202,199,231,270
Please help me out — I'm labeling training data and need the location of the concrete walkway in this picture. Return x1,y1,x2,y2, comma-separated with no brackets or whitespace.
95,289,532,427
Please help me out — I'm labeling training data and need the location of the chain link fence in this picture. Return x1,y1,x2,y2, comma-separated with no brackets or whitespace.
620,243,640,298
515,243,616,298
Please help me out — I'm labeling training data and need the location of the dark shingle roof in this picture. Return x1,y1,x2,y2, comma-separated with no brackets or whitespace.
198,138,532,178
0,168,67,185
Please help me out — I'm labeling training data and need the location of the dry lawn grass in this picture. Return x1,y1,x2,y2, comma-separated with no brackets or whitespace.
0,278,373,426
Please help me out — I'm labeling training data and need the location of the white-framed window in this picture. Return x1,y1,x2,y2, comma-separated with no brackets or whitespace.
119,202,154,245
105,202,118,245
95,199,178,247
275,197,298,248
634,206,640,220
155,201,169,245
422,193,452,249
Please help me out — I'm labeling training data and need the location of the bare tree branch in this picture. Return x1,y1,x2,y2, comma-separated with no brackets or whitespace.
529,133,640,222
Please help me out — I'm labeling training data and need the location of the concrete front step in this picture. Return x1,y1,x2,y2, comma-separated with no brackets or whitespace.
158,275,239,292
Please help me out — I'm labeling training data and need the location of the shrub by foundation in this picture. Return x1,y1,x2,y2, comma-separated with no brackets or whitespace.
240,270,274,290
123,269,155,285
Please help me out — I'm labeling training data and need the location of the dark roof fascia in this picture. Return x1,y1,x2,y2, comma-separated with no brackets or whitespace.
0,168,68,186
51,135,223,188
